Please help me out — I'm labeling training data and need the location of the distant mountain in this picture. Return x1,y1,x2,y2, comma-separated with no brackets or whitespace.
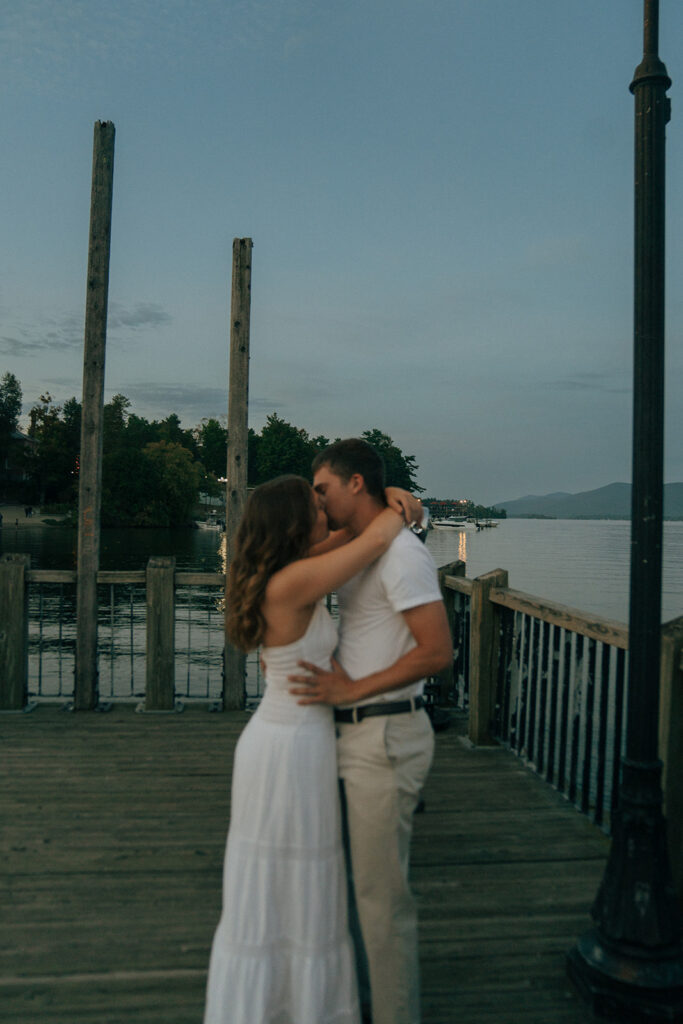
497,482,683,519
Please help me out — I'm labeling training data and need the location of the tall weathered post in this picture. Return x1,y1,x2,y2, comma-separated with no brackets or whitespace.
567,4,683,1018
223,238,252,710
74,121,115,710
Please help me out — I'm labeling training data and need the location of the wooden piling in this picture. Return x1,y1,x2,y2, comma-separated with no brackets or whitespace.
223,238,252,710
469,568,508,745
145,557,176,711
0,554,30,710
75,121,115,710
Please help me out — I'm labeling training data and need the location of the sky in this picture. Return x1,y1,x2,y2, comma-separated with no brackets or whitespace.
1,0,682,505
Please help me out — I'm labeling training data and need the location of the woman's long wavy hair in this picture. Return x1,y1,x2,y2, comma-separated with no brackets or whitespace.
226,475,317,651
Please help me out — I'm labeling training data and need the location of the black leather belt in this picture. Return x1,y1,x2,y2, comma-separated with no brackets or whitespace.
334,695,425,724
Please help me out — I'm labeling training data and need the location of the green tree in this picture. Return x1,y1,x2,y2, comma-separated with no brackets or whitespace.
0,372,23,484
104,393,131,441
196,418,228,478
247,427,261,486
99,400,200,525
26,394,80,504
101,399,163,524
0,372,22,432
101,395,137,522
310,434,331,456
254,413,326,484
102,445,148,525
137,441,202,526
157,413,197,456
62,397,82,452
123,412,158,451
361,429,423,493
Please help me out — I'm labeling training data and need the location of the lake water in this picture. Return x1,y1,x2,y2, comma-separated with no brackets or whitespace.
426,519,683,624
3,518,682,624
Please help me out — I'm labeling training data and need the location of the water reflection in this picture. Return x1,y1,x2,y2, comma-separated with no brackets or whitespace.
28,579,227,704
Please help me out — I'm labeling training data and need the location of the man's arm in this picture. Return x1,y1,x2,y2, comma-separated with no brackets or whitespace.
289,600,452,706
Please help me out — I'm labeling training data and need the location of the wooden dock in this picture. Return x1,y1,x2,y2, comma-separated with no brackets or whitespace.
0,706,608,1023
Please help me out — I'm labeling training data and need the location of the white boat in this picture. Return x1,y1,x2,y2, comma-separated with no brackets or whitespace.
196,518,224,531
431,516,477,530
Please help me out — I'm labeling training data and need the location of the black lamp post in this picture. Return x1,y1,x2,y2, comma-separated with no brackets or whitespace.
567,1,683,1020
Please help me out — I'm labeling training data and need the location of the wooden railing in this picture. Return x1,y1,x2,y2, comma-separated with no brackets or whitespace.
2,551,682,895
437,561,683,900
0,555,246,711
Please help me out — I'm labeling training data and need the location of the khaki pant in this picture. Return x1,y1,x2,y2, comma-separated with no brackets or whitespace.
337,709,435,1024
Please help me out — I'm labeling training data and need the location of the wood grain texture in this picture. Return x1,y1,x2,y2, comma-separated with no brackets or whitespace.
75,121,115,711
223,238,252,711
0,707,606,1022
145,557,176,711
0,554,30,709
489,586,629,650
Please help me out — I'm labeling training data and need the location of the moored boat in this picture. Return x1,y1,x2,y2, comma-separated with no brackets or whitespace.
196,518,224,531
431,516,477,530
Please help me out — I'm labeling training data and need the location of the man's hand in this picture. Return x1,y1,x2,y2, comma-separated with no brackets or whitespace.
289,657,355,706
290,602,452,707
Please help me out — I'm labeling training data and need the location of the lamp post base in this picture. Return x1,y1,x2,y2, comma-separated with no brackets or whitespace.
568,931,683,1022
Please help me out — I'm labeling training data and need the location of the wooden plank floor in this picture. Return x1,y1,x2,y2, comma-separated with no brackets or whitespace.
0,705,608,1023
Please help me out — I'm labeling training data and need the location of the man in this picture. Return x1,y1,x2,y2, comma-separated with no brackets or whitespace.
290,439,452,1024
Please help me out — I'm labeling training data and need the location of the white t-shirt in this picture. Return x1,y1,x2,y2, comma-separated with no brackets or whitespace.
335,528,444,706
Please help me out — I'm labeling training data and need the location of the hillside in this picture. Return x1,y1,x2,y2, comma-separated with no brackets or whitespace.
497,482,683,519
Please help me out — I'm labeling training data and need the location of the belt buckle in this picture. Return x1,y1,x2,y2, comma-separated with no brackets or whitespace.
351,706,360,724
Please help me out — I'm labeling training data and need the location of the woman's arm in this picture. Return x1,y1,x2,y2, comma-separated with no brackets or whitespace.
307,527,353,558
267,508,404,610
385,487,423,526
308,491,419,559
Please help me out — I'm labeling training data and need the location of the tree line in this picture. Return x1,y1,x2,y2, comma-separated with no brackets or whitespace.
0,372,422,527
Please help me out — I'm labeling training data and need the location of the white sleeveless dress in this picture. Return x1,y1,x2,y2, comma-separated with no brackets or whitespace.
204,601,360,1024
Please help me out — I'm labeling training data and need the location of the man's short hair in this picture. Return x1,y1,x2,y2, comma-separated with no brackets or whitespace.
312,438,386,500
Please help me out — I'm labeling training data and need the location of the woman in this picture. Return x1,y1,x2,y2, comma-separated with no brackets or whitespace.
204,474,417,1024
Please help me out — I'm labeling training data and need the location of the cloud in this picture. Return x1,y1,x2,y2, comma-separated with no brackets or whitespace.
0,314,82,355
540,372,630,395
0,301,171,357
121,381,226,412
0,336,55,357
116,380,305,425
108,302,172,331
117,381,235,423
250,395,291,411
